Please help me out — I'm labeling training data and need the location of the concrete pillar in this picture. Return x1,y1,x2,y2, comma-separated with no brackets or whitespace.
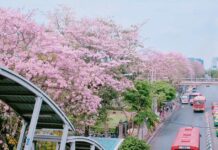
24,97,42,150
90,145,95,150
56,143,60,150
59,124,69,150
17,121,28,150
138,121,147,140
31,142,35,150
70,142,75,150
118,121,123,138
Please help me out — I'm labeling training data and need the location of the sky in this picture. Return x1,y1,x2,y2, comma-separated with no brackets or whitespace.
0,0,218,68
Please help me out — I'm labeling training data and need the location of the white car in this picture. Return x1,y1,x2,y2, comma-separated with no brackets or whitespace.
180,95,189,104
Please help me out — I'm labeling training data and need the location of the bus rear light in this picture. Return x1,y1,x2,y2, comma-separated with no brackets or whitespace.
179,146,191,149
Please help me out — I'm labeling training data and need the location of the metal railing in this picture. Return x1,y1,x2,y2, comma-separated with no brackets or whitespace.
181,78,218,82
179,78,218,85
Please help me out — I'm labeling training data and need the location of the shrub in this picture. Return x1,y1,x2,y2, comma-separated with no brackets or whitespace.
119,136,150,150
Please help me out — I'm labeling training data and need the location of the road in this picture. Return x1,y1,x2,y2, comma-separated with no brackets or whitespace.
150,85,218,150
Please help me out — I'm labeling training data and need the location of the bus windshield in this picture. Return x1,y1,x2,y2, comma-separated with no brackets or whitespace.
189,95,196,99
193,100,204,104
181,96,188,99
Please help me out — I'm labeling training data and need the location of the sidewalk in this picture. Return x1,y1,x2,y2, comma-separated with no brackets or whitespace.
146,101,180,143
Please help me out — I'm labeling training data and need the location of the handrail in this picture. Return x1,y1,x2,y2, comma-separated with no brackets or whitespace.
180,78,218,82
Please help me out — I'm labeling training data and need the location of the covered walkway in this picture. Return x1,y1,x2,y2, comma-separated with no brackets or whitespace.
0,66,110,150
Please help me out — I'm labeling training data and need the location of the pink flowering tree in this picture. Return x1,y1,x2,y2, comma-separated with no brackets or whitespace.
0,7,205,144
190,61,205,78
0,8,140,138
47,7,144,134
135,51,194,84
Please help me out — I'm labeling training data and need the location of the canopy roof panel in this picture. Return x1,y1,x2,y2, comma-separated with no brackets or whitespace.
0,66,74,130
34,135,106,150
91,137,123,150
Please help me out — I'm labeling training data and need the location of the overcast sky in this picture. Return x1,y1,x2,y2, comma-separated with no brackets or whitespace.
1,0,218,68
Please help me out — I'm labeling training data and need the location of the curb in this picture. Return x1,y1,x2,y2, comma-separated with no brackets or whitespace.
205,112,213,150
147,119,165,144
147,103,180,144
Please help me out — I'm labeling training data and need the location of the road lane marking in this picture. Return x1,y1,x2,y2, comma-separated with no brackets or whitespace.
205,112,213,150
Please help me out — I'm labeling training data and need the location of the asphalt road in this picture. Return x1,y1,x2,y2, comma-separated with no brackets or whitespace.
150,85,218,150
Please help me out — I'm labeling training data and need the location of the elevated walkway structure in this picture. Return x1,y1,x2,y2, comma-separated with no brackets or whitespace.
179,78,218,86
0,66,74,150
33,135,123,150
34,135,106,150
0,66,120,150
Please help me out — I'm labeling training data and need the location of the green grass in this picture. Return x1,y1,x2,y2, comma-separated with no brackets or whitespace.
92,110,135,133
107,110,128,128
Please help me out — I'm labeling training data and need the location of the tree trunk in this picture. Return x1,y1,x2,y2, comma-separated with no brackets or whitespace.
118,122,123,138
130,120,135,136
104,122,109,137
84,125,89,137
137,124,141,139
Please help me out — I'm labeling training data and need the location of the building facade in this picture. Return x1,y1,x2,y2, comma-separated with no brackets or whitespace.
211,57,218,70
188,57,204,65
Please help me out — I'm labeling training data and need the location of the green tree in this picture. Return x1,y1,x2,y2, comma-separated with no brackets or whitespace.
123,80,158,135
152,81,176,109
95,86,118,136
207,69,218,78
119,136,150,150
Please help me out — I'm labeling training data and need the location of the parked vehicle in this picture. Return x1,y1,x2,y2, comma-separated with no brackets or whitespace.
212,108,218,115
193,96,206,112
189,93,201,105
171,127,200,150
180,95,189,104
214,117,218,126
212,106,218,111
212,102,218,110
213,113,218,119
192,87,197,93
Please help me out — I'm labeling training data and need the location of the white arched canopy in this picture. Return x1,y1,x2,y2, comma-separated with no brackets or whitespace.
34,135,105,150
0,66,74,150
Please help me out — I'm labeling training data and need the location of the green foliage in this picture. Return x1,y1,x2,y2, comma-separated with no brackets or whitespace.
123,80,152,111
98,86,118,108
90,125,116,134
152,81,176,108
95,86,118,127
119,136,150,150
0,109,21,149
123,80,157,127
134,110,158,129
207,70,218,78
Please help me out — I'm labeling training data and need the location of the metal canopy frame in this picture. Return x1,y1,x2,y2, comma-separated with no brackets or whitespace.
34,135,105,150
0,66,75,150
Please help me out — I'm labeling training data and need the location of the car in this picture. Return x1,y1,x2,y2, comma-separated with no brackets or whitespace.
213,114,218,119
214,117,218,126
213,112,218,119
186,87,193,93
189,99,193,104
192,87,197,92
216,128,218,137
213,106,218,111
212,102,218,109
180,95,189,104
212,109,218,115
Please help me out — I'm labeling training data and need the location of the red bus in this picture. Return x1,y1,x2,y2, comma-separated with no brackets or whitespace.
189,93,201,105
171,127,200,150
193,96,206,112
